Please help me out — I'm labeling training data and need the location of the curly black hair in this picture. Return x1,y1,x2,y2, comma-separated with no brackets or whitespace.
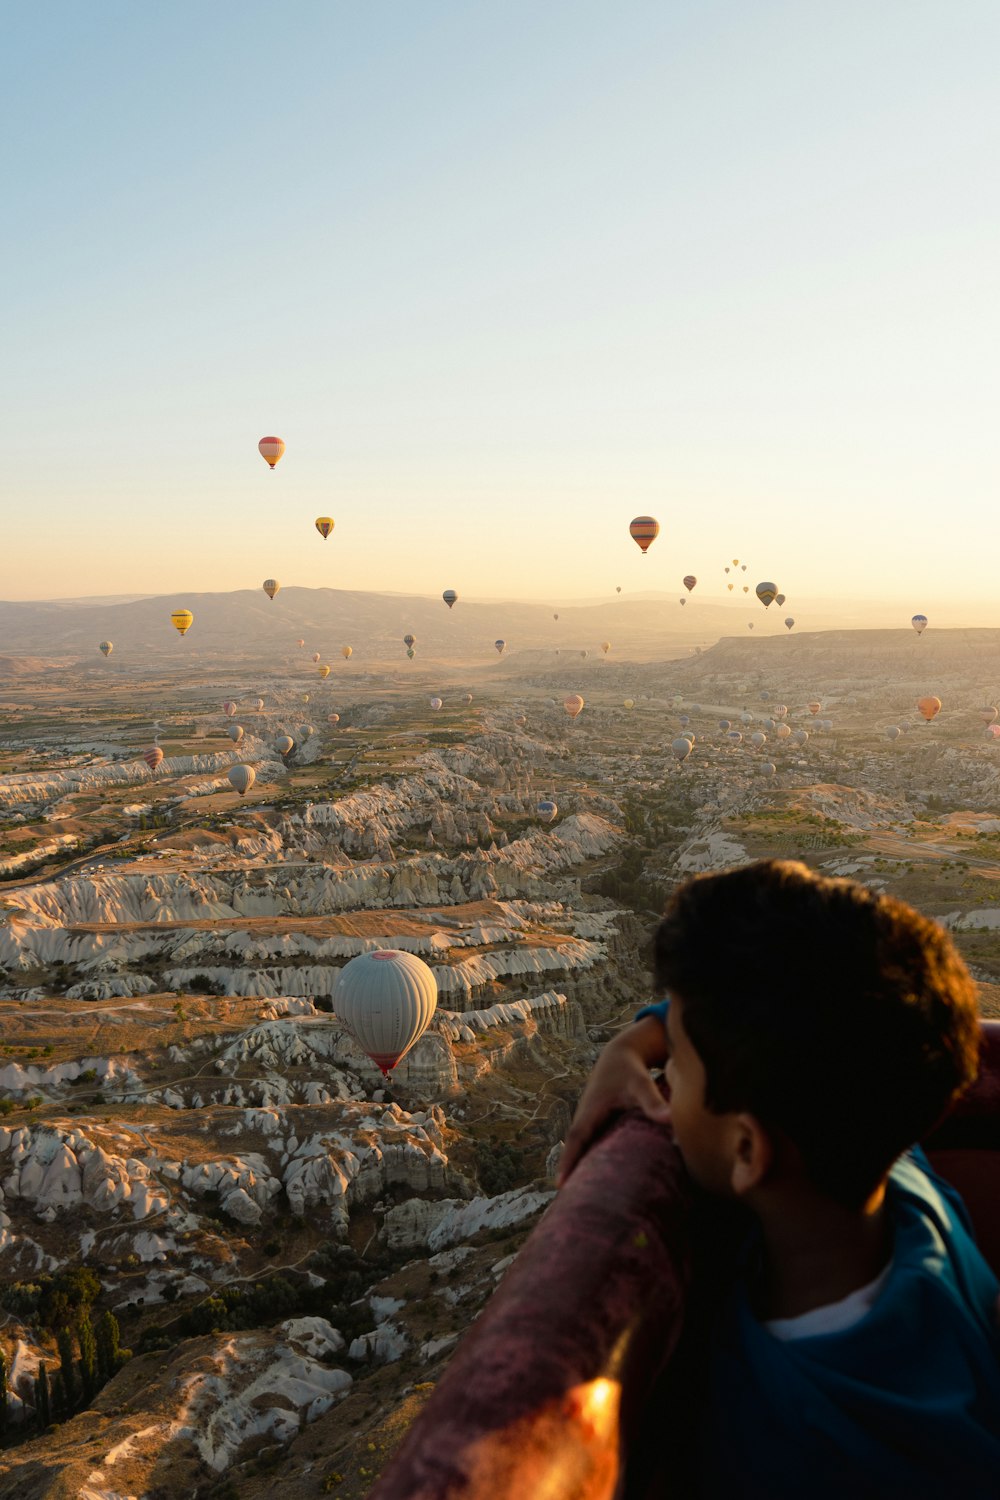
652,860,981,1207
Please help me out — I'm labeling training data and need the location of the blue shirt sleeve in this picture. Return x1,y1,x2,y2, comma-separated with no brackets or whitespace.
635,998,670,1027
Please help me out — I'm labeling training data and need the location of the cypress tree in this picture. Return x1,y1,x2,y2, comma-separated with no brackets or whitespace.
36,1363,50,1429
57,1327,76,1413
95,1309,120,1381
77,1310,97,1400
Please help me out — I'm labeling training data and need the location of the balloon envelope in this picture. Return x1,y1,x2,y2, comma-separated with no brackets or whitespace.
537,799,558,822
274,735,294,755
629,516,660,553
671,736,693,762
334,949,438,1073
328,713,340,725
403,634,416,648
442,590,458,609
228,725,244,743
170,609,193,636
784,617,795,630
980,706,998,726
912,615,928,635
494,640,506,654
315,516,335,539
99,641,113,657
258,436,285,468
227,765,256,797
564,694,585,719
143,746,163,771
683,575,697,592
318,665,331,678
916,695,941,721
222,701,237,717
430,697,443,710
341,646,352,660
312,652,321,663
755,582,778,608
263,579,280,600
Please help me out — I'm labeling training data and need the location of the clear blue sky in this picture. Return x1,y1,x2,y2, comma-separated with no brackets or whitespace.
4,1,999,617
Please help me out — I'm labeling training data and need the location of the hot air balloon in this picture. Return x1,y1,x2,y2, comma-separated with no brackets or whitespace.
143,746,163,771
253,698,265,712
580,650,588,659
727,583,734,592
792,728,809,746
775,594,786,607
406,648,415,660
732,559,739,567
679,597,686,606
728,730,743,745
725,567,730,575
784,617,795,631
912,615,928,635
274,735,295,756
333,949,437,1074
442,590,458,609
679,714,690,728
228,725,244,744
671,736,693,763
171,609,193,636
773,705,787,718
328,713,340,726
760,763,776,776
463,693,473,704
755,582,778,608
98,641,113,657
740,712,753,725
988,726,1000,741
629,517,660,554
263,579,280,601
775,723,791,739
222,701,237,717
623,699,635,710
750,732,767,748
318,665,331,679
297,638,306,648
302,694,311,703
564,694,584,719
601,642,611,655
315,517,335,539
312,652,321,663
430,697,443,710
403,634,415,648
748,622,754,630
980,706,998,726
916,695,941,722
228,765,256,797
515,714,527,727
341,646,352,660
887,726,901,741
808,701,821,715
683,575,697,592
494,640,506,655
741,564,747,572
258,436,285,469
616,586,622,594
537,799,558,823
742,585,749,594
682,731,696,743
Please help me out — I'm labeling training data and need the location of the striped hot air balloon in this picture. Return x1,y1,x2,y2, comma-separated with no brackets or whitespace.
143,746,164,771
755,582,778,608
333,949,438,1074
263,579,280,600
222,701,237,717
315,516,334,539
442,589,458,609
683,575,697,592
564,694,584,719
98,641,113,657
318,665,331,678
629,516,659,554
259,436,285,469
170,610,193,636
912,614,928,635
537,799,558,822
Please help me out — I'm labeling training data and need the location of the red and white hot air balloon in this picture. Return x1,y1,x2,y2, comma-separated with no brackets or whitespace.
258,436,285,469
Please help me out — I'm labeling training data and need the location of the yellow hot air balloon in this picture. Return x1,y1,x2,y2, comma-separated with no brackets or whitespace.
262,579,280,600
315,516,335,539
732,558,739,567
259,436,285,469
98,641,113,657
341,646,352,660
601,641,611,655
318,665,331,678
171,609,193,636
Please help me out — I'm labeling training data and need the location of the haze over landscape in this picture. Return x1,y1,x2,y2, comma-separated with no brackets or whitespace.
3,2,1000,1497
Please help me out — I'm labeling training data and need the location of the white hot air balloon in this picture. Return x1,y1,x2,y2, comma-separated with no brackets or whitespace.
671,736,693,764
227,765,256,797
333,949,438,1074
228,725,244,744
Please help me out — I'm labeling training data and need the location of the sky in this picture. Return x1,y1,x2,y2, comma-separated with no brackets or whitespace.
3,1,999,611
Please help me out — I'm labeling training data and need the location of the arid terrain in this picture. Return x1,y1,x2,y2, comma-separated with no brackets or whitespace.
1,595,999,1498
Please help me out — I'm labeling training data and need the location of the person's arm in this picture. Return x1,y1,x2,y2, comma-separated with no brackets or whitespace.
557,1012,671,1187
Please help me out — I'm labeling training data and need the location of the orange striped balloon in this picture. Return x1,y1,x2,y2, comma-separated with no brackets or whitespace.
258,436,285,469
629,516,660,554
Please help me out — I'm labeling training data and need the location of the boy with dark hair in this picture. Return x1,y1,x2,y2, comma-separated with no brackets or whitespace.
559,860,1000,1498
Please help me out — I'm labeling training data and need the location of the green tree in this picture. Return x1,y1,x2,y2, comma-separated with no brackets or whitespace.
36,1363,50,1429
95,1309,120,1382
77,1309,97,1401
57,1327,76,1413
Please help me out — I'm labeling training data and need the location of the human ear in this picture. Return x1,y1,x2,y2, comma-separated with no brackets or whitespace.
729,1113,773,1196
